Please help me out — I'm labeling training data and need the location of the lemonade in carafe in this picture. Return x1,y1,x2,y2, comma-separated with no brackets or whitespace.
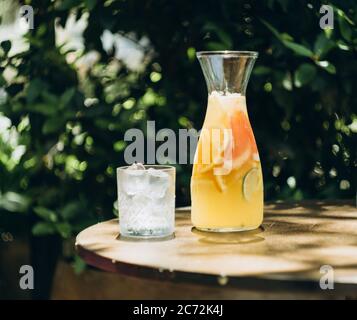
191,51,263,232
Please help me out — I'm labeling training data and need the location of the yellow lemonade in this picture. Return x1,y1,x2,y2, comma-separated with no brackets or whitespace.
191,92,263,231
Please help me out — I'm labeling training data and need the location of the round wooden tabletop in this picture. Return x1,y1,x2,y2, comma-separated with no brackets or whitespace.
76,200,357,298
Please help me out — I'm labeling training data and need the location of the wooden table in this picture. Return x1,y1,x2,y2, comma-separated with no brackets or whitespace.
76,200,357,299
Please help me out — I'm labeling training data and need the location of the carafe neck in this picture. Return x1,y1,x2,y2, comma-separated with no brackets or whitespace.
197,51,258,96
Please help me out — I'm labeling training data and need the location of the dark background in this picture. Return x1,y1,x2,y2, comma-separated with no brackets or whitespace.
0,0,356,299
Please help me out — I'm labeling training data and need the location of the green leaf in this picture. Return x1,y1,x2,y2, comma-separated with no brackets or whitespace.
261,19,313,58
0,192,30,213
56,222,72,238
324,64,336,74
336,40,350,51
27,79,46,104
314,33,335,58
84,0,97,10
28,103,57,116
72,255,86,275
261,19,282,39
261,19,293,42
57,0,82,10
34,206,58,223
294,64,317,87
42,91,58,105
338,16,352,42
60,88,76,109
253,66,272,76
186,47,196,62
282,40,314,58
60,201,82,220
0,40,11,54
42,117,65,134
32,222,56,236
282,72,293,91
114,140,126,152
206,41,228,51
315,60,336,74
336,7,355,25
0,74,6,87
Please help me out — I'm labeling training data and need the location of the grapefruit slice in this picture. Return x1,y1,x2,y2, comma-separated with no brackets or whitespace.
230,110,257,163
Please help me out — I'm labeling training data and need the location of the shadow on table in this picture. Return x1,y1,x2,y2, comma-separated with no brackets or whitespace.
191,227,265,245
265,199,355,213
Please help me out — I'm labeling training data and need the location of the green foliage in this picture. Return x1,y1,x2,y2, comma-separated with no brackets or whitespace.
72,255,87,274
294,64,317,87
0,192,30,213
0,0,356,240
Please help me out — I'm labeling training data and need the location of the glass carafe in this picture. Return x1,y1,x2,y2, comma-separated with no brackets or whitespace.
191,51,263,232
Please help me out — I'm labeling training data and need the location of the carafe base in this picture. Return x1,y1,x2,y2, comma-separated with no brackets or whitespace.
194,224,261,233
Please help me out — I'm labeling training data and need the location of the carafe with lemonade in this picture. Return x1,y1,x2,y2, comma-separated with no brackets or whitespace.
191,51,263,232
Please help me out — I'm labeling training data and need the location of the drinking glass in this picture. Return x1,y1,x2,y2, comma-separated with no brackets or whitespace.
117,165,175,239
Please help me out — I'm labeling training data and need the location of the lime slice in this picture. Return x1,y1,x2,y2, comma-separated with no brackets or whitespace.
243,168,260,201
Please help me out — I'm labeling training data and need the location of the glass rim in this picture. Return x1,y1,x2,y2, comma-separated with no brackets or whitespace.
117,164,176,172
196,50,258,58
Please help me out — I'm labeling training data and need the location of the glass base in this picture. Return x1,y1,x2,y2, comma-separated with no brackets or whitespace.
194,225,260,233
118,232,175,241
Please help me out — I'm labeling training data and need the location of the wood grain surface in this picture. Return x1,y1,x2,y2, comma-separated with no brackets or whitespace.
76,200,357,298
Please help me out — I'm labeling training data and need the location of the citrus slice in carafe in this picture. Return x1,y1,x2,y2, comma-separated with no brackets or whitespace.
230,110,257,163
199,127,232,172
214,174,228,192
243,168,260,201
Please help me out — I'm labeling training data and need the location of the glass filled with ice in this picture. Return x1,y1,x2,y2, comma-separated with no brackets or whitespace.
117,164,175,240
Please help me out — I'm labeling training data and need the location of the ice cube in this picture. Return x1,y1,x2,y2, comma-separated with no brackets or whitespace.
127,162,146,170
119,194,169,234
147,168,170,199
120,163,148,196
